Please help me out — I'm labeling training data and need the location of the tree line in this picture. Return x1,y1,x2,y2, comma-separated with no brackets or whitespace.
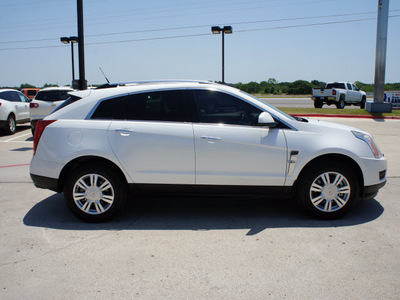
232,79,400,95
2,80,400,95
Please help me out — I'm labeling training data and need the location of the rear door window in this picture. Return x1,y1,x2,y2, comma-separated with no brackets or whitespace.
123,90,189,122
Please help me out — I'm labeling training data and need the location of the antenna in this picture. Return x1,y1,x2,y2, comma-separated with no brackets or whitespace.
99,67,110,83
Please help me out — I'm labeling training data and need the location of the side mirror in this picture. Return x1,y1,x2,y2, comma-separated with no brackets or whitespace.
257,112,277,127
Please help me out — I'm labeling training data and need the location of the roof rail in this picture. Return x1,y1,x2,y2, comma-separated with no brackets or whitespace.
95,80,214,90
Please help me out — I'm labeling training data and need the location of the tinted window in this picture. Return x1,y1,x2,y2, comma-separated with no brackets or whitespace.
346,83,352,90
27,90,37,96
91,96,125,120
35,90,71,101
326,83,346,89
8,91,21,102
193,90,262,126
52,95,82,113
123,90,188,122
0,92,9,101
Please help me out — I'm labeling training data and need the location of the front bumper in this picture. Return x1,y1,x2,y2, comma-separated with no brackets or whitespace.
363,180,386,201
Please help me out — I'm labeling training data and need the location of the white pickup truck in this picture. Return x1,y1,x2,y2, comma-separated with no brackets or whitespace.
311,82,367,109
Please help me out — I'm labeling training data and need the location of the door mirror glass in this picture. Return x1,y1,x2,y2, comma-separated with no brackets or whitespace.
258,112,277,127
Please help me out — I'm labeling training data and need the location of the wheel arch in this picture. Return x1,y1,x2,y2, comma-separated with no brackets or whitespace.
294,153,364,197
58,155,128,193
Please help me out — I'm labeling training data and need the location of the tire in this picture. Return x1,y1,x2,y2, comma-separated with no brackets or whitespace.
64,164,127,222
296,161,359,219
336,96,345,109
360,97,366,109
5,114,16,135
314,99,323,108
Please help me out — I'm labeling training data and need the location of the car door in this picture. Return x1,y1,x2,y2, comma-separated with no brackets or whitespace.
8,91,29,121
345,83,354,103
352,84,362,102
15,92,30,121
106,90,195,184
191,89,288,186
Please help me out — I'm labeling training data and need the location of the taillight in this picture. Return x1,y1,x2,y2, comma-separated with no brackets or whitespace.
332,89,336,95
33,120,57,155
30,103,39,108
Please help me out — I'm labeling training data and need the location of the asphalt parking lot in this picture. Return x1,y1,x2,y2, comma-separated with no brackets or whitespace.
1,119,399,299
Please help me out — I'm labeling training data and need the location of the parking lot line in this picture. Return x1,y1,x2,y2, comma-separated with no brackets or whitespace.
3,132,32,143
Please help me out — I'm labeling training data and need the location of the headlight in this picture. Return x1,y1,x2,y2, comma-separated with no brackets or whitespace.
352,130,382,158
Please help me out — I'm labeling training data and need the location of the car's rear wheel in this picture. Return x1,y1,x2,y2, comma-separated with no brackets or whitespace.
296,161,359,219
336,96,345,109
64,165,127,222
314,99,323,108
6,114,16,135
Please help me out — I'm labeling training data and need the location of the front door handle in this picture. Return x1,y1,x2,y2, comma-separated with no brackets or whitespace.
201,136,221,142
115,129,134,136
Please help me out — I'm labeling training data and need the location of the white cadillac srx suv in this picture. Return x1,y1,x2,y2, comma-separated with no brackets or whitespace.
30,81,387,222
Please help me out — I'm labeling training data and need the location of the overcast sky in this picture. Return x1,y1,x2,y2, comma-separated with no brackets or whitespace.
0,0,399,87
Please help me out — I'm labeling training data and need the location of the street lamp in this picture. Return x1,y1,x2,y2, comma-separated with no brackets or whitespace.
211,26,232,84
60,36,78,83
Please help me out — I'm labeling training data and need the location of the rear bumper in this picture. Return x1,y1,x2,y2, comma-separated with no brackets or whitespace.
30,173,59,192
311,96,337,101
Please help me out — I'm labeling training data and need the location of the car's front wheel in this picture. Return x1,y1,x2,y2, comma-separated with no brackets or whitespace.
64,165,127,222
296,161,359,219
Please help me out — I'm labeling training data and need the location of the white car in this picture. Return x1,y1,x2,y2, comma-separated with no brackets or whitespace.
30,81,387,222
0,89,31,135
30,87,73,134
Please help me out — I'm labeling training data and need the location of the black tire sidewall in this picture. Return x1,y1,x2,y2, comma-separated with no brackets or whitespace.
360,97,366,109
314,100,323,108
296,162,359,219
337,96,345,109
64,165,127,222
6,115,16,135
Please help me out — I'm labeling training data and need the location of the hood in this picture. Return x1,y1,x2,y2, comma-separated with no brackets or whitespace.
292,118,369,136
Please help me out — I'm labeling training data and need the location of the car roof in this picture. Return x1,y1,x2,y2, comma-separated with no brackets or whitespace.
38,86,74,92
95,80,214,89
0,89,22,93
69,80,239,102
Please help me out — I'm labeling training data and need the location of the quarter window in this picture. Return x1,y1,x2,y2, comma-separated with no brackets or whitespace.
91,96,125,120
193,90,262,126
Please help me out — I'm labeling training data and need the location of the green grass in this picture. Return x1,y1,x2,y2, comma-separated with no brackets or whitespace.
277,107,400,117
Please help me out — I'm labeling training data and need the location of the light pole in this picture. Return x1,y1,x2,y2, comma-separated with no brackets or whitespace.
211,26,232,84
60,36,78,83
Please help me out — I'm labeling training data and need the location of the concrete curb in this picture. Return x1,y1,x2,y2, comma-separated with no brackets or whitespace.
292,113,400,120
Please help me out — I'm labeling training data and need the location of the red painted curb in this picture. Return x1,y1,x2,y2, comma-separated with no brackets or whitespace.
292,114,400,120
0,163,30,169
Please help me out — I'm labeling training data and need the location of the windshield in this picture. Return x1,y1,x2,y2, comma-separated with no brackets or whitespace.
238,91,297,121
